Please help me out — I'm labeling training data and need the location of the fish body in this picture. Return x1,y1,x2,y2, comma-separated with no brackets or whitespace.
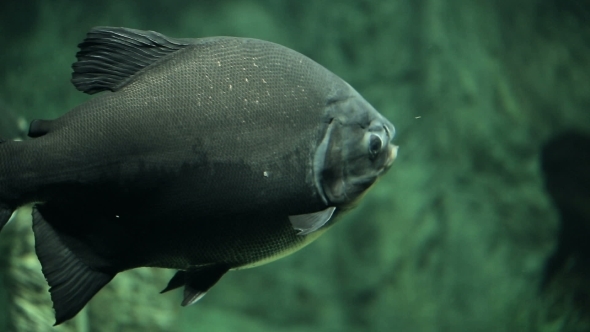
0,27,397,324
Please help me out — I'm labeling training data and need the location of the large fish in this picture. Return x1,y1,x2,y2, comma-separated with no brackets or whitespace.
0,27,397,325
540,131,590,287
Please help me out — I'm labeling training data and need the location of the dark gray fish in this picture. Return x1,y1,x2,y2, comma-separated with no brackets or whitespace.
540,131,590,288
0,27,397,325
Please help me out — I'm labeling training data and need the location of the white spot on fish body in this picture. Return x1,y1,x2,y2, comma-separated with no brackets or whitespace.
263,171,269,177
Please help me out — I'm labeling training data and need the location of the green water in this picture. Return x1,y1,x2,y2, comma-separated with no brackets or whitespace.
0,0,589,331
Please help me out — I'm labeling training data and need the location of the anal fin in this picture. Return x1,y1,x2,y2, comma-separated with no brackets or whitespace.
160,270,185,294
161,266,229,306
32,207,115,325
182,266,229,306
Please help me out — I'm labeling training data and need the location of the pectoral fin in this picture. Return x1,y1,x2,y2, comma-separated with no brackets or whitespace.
289,206,336,236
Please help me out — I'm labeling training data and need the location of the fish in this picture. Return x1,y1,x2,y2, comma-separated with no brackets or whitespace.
540,130,590,288
0,27,398,325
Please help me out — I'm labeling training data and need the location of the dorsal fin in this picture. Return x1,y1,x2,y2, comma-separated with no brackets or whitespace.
28,119,54,138
71,26,191,94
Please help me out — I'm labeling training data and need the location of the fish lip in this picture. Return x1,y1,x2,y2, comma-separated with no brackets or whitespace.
381,119,396,169
385,144,398,168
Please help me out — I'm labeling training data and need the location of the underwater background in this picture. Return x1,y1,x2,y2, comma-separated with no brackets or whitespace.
0,0,589,331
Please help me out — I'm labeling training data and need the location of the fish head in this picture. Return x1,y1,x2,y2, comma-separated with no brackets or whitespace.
314,85,398,207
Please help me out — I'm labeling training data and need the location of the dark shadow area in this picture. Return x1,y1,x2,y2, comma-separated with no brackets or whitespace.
540,130,590,323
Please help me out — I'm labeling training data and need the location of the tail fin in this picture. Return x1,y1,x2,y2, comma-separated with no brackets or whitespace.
32,206,116,325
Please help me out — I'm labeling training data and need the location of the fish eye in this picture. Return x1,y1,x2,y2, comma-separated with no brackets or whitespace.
369,134,382,159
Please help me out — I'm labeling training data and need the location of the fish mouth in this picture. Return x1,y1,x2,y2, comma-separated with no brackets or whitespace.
381,117,397,170
384,144,398,169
